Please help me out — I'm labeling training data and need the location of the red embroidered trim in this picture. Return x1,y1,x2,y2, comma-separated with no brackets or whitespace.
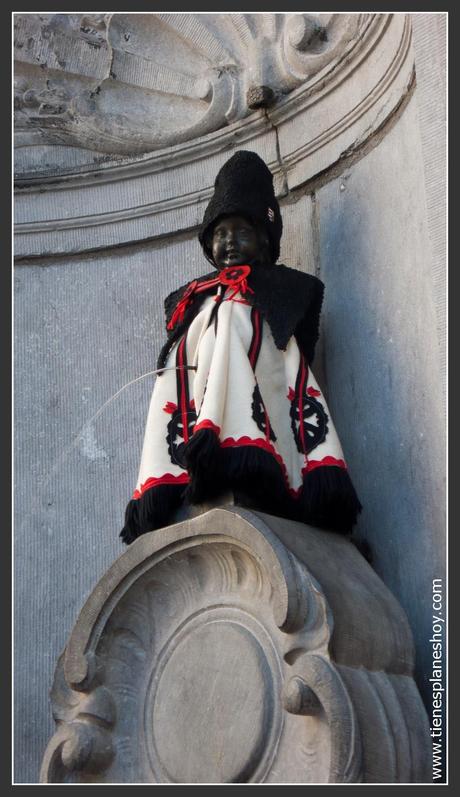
298,355,308,454
178,336,190,443
132,441,346,502
163,401,177,414
193,419,221,435
132,472,190,499
307,386,321,397
224,297,251,305
221,435,273,452
303,456,346,474
248,308,261,370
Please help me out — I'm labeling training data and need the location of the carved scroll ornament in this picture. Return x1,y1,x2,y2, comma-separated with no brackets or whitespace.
40,508,363,783
14,13,362,155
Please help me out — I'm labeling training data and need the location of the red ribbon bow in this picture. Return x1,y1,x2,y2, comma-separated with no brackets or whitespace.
167,265,254,331
218,265,254,300
167,279,199,331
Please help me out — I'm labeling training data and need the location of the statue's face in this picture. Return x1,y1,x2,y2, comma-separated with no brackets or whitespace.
211,215,261,270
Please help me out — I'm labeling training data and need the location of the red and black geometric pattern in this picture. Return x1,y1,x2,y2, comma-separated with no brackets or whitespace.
251,383,277,442
248,307,277,442
289,355,328,455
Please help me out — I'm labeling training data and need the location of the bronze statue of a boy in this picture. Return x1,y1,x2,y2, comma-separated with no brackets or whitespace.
121,150,361,543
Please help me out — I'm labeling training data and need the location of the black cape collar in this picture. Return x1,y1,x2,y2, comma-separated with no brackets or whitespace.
160,261,324,369
245,261,323,351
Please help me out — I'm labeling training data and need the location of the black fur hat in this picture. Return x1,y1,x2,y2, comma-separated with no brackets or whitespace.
199,150,283,265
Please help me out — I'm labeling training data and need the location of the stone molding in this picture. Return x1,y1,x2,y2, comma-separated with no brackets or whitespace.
40,507,430,783
15,14,414,259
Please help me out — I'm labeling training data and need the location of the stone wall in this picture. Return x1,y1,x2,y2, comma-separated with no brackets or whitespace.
14,13,446,782
316,95,445,710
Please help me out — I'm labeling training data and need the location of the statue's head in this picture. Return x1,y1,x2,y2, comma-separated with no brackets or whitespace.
199,150,283,268
205,214,271,271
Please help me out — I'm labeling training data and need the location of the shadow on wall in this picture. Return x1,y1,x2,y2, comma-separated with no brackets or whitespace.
315,155,445,714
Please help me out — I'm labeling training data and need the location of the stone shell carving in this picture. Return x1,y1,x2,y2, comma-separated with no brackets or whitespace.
14,13,361,155
40,508,430,784
14,14,415,259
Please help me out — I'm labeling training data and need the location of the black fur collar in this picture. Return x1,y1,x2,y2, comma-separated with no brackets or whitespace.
158,262,324,369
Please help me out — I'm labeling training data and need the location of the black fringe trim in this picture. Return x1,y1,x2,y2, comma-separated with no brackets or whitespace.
298,465,362,534
159,263,324,370
183,428,362,534
121,431,363,544
183,428,224,503
120,482,187,545
183,429,293,519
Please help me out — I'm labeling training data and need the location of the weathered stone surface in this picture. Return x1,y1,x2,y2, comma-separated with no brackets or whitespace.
40,508,430,784
316,95,446,712
411,14,447,398
276,14,414,188
14,13,360,159
14,14,413,259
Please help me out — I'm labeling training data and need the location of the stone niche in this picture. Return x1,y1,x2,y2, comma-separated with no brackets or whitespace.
15,12,443,785
40,507,430,784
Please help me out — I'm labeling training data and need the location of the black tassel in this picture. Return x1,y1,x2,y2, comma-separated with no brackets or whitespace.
120,483,187,545
221,446,294,519
184,428,295,519
122,439,362,544
183,428,225,503
184,428,363,533
298,466,362,534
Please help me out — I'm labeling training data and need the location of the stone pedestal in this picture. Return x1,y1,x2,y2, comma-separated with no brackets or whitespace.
40,507,430,783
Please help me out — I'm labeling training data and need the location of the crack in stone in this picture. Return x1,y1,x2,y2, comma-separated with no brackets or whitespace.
310,191,321,280
275,66,417,203
263,108,289,197
106,14,116,82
